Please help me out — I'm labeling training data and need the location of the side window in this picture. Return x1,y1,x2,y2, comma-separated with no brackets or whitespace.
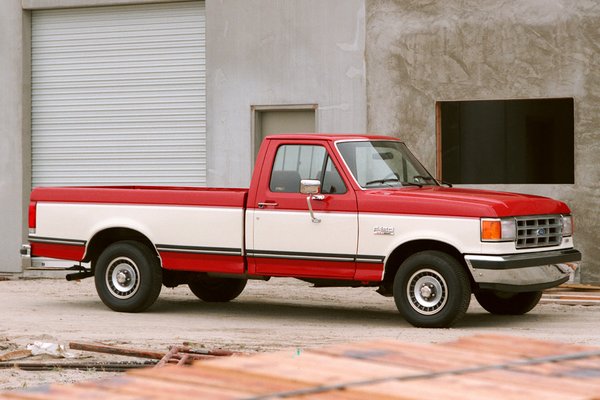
321,157,347,194
269,145,346,194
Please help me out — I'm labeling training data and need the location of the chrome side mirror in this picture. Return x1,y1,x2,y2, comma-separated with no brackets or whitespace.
300,179,321,195
300,179,323,223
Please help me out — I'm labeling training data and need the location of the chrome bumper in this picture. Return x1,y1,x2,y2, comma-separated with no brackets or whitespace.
20,244,32,269
465,249,581,292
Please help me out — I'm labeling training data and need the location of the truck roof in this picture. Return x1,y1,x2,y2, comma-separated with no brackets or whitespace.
264,133,402,142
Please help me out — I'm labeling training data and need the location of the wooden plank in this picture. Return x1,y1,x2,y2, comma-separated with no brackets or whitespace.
198,351,414,386
310,339,511,371
356,379,527,400
0,350,32,362
21,385,140,400
292,388,410,400
0,393,59,400
514,357,600,380
69,341,166,360
78,375,246,400
461,369,600,397
442,334,592,358
358,373,569,400
130,363,311,395
435,101,443,180
553,284,600,291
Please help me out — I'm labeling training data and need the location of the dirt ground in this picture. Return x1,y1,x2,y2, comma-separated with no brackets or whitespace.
1,277,600,392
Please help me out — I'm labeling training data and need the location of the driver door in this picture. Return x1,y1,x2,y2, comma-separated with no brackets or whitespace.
248,140,358,279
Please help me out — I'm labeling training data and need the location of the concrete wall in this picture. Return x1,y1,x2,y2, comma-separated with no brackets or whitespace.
206,0,367,187
0,0,28,273
366,0,600,282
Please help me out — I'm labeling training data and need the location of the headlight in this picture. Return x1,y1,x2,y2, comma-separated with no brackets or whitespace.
481,218,516,242
562,215,573,237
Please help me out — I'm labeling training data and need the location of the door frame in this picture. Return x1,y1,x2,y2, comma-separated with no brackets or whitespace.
250,104,319,167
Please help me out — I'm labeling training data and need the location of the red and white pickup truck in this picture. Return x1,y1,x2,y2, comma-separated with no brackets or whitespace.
22,134,581,327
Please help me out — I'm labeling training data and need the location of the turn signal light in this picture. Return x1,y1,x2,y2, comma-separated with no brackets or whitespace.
481,218,516,242
481,220,501,240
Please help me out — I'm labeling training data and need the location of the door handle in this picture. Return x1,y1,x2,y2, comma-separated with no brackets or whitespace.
258,202,279,208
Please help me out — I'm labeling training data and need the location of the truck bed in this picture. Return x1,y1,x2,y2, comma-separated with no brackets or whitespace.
29,186,249,274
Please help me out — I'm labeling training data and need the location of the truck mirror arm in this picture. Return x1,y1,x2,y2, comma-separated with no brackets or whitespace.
306,194,324,223
300,179,323,224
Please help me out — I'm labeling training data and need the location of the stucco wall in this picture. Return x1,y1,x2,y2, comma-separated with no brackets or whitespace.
0,0,27,273
206,0,367,187
366,0,600,282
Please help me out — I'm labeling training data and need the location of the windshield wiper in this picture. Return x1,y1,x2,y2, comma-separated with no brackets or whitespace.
365,178,423,188
400,181,423,188
365,178,400,186
413,175,453,187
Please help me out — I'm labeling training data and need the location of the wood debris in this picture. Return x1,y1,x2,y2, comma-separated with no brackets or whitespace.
3,334,600,399
0,350,32,362
69,341,235,367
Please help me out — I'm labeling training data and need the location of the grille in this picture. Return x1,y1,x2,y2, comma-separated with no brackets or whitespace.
516,215,562,249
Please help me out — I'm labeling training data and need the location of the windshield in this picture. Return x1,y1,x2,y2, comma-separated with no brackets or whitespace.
336,140,437,189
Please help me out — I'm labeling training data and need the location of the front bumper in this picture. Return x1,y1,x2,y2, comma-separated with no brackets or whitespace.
465,249,581,292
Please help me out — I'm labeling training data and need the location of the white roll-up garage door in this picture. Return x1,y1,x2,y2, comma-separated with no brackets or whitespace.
31,1,206,187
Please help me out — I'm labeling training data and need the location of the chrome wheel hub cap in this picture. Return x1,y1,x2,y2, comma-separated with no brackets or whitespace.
116,271,129,285
106,257,140,299
419,283,434,300
407,269,448,315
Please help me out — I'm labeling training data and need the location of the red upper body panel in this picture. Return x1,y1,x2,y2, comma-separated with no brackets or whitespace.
31,186,248,208
356,187,570,218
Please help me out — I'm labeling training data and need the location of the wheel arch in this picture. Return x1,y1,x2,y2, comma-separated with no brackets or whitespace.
83,227,159,268
382,239,475,291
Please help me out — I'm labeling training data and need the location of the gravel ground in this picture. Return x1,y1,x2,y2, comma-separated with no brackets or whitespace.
1,277,599,391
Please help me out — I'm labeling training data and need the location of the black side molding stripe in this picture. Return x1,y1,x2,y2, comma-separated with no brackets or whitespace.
28,236,86,246
247,250,384,264
156,244,242,256
356,256,385,263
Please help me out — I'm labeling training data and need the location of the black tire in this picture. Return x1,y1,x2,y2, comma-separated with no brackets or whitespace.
188,276,247,302
94,241,162,312
475,289,542,315
393,251,471,328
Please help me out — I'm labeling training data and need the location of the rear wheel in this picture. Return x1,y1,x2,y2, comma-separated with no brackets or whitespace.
94,241,162,312
189,276,247,302
393,251,471,328
475,289,542,315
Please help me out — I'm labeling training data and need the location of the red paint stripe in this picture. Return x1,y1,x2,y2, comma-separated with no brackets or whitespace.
160,252,245,274
31,242,85,262
31,186,248,208
253,257,355,279
354,263,384,281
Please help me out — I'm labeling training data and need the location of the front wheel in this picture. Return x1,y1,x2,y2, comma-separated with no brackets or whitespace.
188,276,247,302
94,241,162,312
475,289,542,315
393,251,471,328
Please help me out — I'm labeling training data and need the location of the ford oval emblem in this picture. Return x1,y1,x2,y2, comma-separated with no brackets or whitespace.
536,228,546,236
